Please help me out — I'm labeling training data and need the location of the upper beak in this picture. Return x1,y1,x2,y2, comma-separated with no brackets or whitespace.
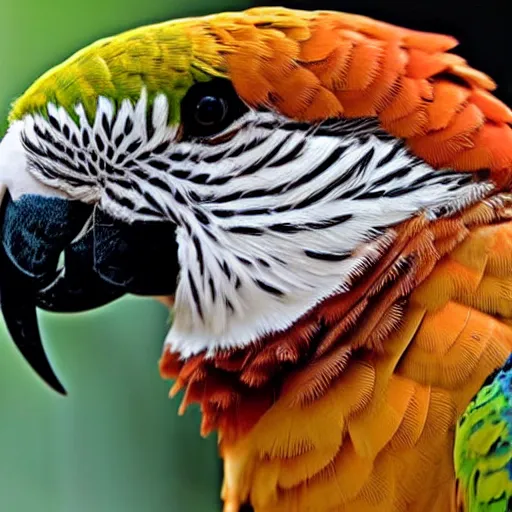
0,191,179,395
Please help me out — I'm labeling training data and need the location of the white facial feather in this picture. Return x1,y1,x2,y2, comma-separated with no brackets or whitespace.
0,123,70,204
4,92,494,357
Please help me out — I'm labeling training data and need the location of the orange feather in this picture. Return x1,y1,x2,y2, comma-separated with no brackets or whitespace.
157,8,512,511
190,7,512,176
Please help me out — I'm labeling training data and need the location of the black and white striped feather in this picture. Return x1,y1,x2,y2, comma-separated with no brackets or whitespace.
4,89,494,356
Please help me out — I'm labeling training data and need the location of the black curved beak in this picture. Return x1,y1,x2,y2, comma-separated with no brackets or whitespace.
0,192,179,395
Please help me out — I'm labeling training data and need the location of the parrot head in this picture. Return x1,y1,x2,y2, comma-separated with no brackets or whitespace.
0,7,508,396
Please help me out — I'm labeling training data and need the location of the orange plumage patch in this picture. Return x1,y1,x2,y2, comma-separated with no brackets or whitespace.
160,195,512,511
188,7,512,178
157,7,512,511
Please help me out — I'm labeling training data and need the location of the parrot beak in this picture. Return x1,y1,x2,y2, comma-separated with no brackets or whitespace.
0,127,180,395
0,191,95,395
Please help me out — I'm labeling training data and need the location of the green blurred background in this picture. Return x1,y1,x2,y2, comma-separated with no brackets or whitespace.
0,1,248,511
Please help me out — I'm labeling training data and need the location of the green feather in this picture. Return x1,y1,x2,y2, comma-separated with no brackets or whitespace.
455,356,512,511
9,19,227,126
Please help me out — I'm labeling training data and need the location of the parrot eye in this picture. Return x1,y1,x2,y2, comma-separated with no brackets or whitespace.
195,96,227,127
181,78,248,139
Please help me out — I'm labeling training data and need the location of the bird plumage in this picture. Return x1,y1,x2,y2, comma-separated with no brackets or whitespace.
3,6,512,512
455,355,512,511
161,196,512,511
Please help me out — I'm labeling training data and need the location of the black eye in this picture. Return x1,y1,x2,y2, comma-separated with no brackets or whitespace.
195,96,227,127
181,79,248,139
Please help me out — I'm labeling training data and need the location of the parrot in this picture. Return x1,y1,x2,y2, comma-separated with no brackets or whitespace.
1,5,512,511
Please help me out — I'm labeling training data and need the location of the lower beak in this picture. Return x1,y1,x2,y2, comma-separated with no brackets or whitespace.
0,192,179,395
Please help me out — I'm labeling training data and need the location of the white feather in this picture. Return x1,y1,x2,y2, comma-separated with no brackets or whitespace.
3,94,494,358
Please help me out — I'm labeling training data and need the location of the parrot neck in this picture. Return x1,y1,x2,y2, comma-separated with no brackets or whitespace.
160,192,512,441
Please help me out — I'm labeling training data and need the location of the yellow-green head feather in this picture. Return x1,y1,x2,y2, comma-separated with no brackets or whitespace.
9,16,229,126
